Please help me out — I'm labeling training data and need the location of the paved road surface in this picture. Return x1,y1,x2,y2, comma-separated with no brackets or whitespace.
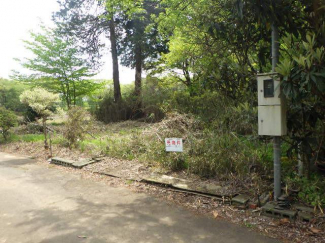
0,152,280,243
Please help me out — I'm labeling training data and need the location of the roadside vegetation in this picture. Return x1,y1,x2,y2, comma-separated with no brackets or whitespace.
0,0,324,221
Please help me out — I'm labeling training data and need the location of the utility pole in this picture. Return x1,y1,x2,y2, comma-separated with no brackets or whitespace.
271,22,281,200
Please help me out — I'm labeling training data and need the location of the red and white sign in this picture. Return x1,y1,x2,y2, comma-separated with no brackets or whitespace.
165,138,183,152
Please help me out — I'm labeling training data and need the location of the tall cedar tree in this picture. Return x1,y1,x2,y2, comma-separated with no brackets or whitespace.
54,0,122,102
117,0,167,106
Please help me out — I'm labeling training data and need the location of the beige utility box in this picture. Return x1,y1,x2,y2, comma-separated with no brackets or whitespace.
257,73,287,136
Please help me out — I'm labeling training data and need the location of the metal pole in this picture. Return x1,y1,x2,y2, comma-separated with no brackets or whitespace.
271,23,279,72
272,22,281,200
273,137,281,199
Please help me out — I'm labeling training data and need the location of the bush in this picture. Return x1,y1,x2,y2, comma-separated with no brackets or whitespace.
0,107,17,140
96,96,133,123
103,112,271,177
96,78,167,123
63,106,93,149
169,91,257,135
285,175,325,210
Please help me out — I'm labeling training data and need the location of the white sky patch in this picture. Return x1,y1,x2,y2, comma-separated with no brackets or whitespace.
0,0,134,84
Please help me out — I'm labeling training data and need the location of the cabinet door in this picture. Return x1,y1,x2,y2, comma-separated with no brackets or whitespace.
258,106,287,136
257,75,282,106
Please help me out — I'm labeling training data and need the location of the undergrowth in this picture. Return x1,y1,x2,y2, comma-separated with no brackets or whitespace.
0,134,44,143
81,113,273,177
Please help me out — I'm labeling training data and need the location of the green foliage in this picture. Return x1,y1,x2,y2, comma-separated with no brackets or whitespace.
96,92,133,123
168,90,257,135
20,88,60,149
277,33,325,100
0,133,47,144
285,175,325,210
277,31,325,174
155,0,273,99
63,106,93,149
115,0,167,69
18,134,45,143
104,0,144,18
79,138,109,155
96,78,167,123
0,78,28,112
20,88,60,118
0,107,17,140
13,25,102,108
97,113,271,177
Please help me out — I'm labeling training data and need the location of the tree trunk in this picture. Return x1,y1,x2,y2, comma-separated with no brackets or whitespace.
60,81,69,109
72,80,76,106
134,43,142,107
182,60,194,96
43,117,49,150
109,19,122,102
65,83,71,109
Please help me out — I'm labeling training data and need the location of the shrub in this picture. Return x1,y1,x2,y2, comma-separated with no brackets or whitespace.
169,91,257,135
96,96,133,123
63,106,93,149
103,112,271,177
285,175,325,211
96,78,167,123
0,107,17,140
20,88,60,149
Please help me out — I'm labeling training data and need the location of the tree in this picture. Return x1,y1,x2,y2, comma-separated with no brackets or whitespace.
54,0,123,102
104,0,145,102
20,88,60,149
55,0,165,106
276,32,325,176
14,26,100,109
155,0,264,99
155,0,325,175
155,0,311,99
115,0,167,105
0,78,28,112
0,107,17,140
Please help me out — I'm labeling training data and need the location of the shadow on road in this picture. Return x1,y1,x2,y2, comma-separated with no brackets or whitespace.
17,195,276,243
0,154,36,167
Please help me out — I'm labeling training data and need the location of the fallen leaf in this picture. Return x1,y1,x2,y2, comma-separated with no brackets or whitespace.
212,210,219,218
280,218,290,225
309,227,321,234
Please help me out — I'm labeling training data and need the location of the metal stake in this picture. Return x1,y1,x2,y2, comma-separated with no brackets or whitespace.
273,136,281,199
272,22,281,200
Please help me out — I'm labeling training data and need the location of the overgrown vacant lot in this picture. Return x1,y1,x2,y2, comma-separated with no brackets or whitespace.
1,116,325,243
1,113,324,200
1,1,324,242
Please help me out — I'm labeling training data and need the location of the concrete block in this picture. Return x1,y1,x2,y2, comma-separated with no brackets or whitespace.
262,202,297,220
232,194,250,205
298,211,314,222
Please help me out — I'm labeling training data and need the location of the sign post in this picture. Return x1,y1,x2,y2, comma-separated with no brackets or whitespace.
165,138,183,152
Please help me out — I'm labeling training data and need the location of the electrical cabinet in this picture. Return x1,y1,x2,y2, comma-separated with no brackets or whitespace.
257,73,287,136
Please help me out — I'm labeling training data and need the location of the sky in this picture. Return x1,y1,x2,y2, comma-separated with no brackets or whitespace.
0,0,134,84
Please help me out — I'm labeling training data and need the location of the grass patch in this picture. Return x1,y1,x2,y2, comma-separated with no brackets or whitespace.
19,134,44,142
0,133,44,144
87,113,274,176
79,138,109,155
